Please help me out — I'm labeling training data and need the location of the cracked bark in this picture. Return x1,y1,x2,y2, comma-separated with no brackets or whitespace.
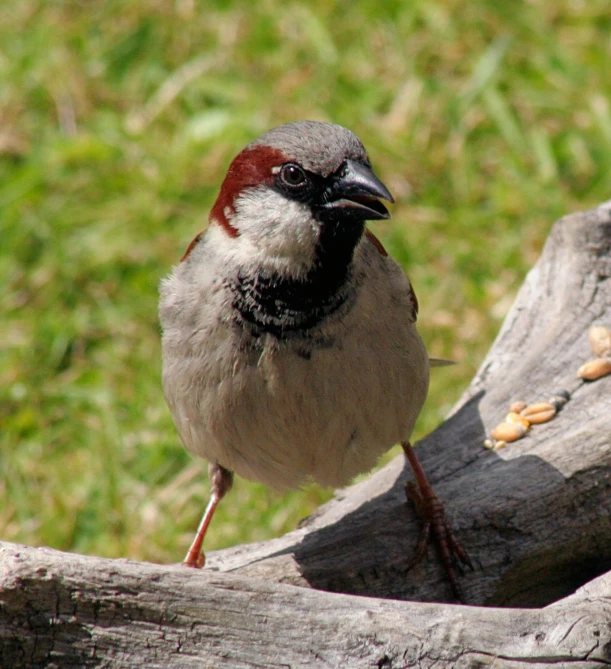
1,202,610,668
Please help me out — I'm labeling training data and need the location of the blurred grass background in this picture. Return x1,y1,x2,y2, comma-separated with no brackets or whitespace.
1,0,610,563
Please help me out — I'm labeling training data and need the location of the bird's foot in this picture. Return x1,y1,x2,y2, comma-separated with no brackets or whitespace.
182,552,205,569
405,481,474,602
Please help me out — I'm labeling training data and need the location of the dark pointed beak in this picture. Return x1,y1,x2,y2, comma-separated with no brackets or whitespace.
323,159,395,220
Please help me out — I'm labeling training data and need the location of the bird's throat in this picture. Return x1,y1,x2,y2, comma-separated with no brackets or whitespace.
231,219,364,339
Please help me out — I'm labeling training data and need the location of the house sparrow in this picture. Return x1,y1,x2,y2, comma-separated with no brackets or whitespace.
160,121,471,599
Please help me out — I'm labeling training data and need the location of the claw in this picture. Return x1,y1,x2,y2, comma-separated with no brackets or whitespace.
402,442,473,602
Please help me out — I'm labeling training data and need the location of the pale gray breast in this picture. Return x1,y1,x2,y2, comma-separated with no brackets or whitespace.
159,231,429,490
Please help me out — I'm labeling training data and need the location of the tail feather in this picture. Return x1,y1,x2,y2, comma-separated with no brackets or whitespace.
429,357,457,367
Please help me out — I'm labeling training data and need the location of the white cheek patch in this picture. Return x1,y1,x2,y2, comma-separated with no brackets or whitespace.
230,187,320,271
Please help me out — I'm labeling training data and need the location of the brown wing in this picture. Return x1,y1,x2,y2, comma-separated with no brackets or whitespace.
181,232,203,261
365,229,419,321
364,228,388,257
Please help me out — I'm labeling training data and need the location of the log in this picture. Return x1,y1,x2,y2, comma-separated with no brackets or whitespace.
1,202,610,668
1,543,611,668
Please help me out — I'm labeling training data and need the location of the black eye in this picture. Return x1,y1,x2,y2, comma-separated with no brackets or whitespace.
280,163,307,187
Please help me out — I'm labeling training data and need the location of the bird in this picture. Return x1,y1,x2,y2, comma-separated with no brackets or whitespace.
159,120,472,599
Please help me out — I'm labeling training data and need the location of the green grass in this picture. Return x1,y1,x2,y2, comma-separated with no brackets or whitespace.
2,0,610,564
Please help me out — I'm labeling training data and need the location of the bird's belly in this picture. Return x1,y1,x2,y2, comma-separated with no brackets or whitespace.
171,326,428,491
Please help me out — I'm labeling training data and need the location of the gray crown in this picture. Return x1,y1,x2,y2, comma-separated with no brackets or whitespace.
250,121,369,177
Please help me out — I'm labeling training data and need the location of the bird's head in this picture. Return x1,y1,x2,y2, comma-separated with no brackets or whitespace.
196,121,394,274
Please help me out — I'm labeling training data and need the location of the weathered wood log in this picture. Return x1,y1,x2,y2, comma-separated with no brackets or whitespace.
1,202,610,668
2,542,611,668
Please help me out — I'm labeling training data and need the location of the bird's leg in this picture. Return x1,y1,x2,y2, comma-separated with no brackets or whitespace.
182,462,233,569
401,441,473,601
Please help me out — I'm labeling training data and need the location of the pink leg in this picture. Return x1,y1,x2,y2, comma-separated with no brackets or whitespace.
183,463,233,569
402,441,473,601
